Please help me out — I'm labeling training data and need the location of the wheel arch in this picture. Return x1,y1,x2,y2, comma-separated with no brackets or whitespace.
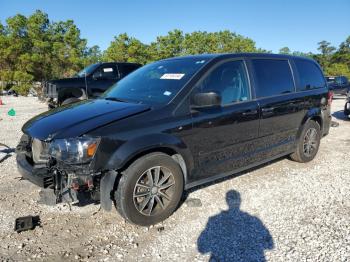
297,109,323,140
119,147,188,182
105,134,193,185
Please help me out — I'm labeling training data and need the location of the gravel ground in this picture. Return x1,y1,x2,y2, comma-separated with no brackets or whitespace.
0,96,349,261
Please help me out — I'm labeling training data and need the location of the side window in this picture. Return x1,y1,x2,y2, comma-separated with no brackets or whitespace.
252,59,294,98
294,59,326,91
120,64,140,78
335,76,342,85
193,60,250,105
94,65,118,80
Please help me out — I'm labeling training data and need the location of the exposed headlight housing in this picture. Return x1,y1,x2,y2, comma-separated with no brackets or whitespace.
49,136,100,164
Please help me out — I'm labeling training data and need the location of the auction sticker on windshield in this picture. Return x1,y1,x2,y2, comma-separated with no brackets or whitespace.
160,73,185,80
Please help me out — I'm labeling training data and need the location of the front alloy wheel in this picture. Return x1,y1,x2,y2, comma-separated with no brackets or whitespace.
133,166,176,216
115,152,184,226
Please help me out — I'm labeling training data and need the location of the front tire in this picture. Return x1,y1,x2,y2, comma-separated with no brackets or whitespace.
290,120,321,163
115,152,184,226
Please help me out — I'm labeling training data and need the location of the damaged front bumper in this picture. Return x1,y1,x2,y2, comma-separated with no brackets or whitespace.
16,136,100,205
16,150,97,205
16,134,117,210
16,153,53,188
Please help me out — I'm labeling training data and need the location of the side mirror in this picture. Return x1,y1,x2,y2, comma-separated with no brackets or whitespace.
191,92,221,109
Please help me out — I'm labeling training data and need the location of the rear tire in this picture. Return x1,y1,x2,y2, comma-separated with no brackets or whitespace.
115,152,184,226
61,97,81,106
344,102,350,116
290,120,321,163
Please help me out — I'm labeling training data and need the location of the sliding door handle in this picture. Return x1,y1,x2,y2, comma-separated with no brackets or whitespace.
242,109,258,116
261,107,275,113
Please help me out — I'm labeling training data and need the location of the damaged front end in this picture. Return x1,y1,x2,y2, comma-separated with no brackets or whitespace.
16,134,107,206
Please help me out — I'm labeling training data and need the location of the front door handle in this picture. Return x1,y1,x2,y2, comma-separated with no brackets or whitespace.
261,107,275,117
261,107,275,113
242,109,258,116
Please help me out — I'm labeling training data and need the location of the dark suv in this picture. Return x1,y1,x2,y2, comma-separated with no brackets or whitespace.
17,53,332,226
326,76,350,96
44,62,141,108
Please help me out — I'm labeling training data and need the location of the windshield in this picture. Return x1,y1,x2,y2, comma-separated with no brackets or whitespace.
75,63,100,77
103,58,209,104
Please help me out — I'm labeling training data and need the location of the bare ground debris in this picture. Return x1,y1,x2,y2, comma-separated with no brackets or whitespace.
0,96,349,261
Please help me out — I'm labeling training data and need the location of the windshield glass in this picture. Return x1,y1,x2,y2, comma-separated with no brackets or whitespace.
75,63,100,77
103,58,209,104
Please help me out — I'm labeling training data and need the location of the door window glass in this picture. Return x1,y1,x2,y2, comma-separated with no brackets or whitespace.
252,59,295,97
294,59,326,91
96,65,118,79
120,64,140,77
194,60,250,105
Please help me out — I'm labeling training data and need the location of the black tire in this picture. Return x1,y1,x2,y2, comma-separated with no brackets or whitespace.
61,97,81,106
115,152,184,226
290,120,321,163
344,102,350,116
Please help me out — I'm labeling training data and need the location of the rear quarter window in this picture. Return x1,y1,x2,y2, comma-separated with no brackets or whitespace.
252,59,295,98
294,59,326,91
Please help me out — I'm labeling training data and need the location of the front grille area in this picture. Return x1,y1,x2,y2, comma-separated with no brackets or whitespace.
16,134,31,155
43,176,54,188
43,82,58,98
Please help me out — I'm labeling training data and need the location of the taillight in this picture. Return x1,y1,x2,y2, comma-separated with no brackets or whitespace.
327,91,333,106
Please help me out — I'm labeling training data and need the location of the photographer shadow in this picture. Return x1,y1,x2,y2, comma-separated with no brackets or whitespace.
197,190,274,261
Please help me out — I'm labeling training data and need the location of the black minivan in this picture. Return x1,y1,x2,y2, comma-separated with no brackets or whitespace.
17,53,332,226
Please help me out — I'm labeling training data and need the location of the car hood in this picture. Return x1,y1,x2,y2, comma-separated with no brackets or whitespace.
22,99,150,141
48,77,84,87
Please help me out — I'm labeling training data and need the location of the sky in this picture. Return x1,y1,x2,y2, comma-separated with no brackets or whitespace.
0,0,349,54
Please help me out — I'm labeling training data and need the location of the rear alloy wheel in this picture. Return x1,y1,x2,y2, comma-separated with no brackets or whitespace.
290,120,321,163
303,128,318,158
115,152,184,226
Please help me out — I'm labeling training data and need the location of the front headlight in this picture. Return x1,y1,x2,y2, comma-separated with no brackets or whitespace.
49,136,100,164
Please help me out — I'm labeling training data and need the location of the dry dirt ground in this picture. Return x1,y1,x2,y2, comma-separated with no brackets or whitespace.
0,96,349,261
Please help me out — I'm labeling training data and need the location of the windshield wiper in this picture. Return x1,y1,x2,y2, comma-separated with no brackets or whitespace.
104,97,128,103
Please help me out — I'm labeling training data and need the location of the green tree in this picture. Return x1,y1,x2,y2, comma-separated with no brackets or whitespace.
104,33,148,64
279,47,291,54
84,45,102,65
148,29,184,60
325,63,350,78
182,30,257,55
317,40,336,69
0,10,92,94
332,36,350,69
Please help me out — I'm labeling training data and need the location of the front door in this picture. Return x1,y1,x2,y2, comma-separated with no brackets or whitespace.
89,64,120,97
188,59,260,182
